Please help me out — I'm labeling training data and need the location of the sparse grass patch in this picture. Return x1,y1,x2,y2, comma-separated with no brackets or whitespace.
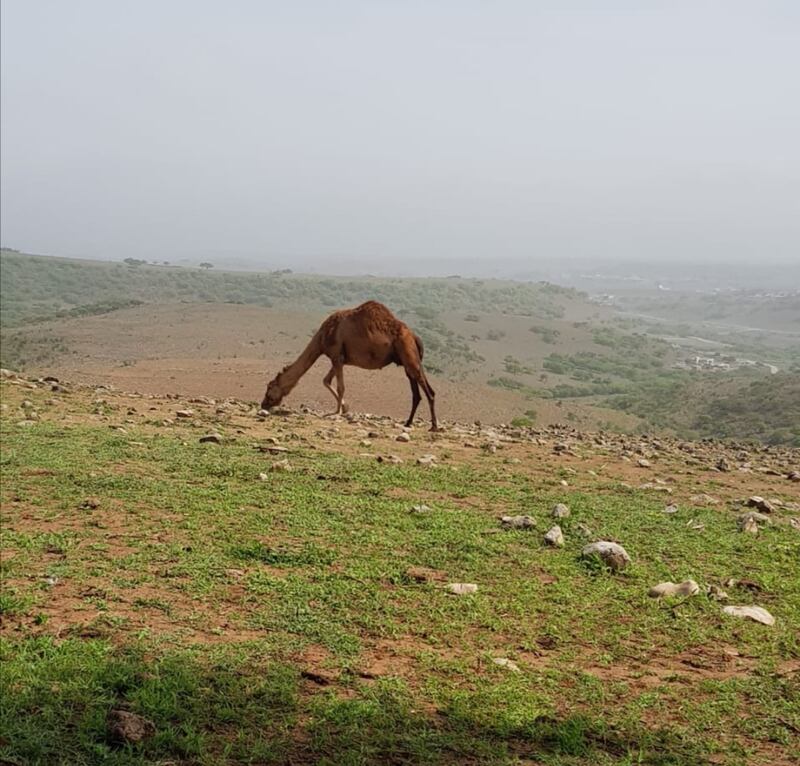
1,392,798,765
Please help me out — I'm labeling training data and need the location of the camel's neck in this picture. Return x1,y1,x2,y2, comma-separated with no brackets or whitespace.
275,336,322,397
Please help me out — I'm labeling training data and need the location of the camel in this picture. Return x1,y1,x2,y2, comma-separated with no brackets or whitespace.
261,301,439,430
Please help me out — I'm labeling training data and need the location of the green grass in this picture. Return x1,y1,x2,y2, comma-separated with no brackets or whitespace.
1,403,799,764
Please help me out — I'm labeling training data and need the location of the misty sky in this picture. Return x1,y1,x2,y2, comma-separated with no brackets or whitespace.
1,1,799,268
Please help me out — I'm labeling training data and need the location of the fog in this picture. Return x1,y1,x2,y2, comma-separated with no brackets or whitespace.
2,1,799,274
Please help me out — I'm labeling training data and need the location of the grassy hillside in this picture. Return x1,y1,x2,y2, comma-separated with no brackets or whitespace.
0,250,579,328
609,373,800,447
1,378,799,765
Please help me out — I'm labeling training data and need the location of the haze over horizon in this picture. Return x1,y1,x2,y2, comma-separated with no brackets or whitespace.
2,1,799,273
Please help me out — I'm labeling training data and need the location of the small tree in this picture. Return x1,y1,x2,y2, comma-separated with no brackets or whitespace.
199,262,214,270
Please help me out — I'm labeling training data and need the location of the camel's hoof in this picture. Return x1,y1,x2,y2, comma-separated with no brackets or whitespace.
430,426,444,433
341,403,350,414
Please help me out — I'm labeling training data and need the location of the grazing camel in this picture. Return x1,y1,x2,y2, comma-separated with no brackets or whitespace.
261,301,439,430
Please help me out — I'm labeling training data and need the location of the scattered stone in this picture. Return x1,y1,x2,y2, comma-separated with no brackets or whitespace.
417,454,437,466
738,511,770,533
199,433,222,444
559,479,569,487
492,657,520,673
359,439,372,447
377,454,403,464
724,577,762,592
690,493,720,506
271,458,292,472
257,409,270,418
501,515,535,529
790,518,800,531
637,458,652,468
648,580,700,598
739,515,760,535
447,583,478,595
544,525,565,547
406,566,445,583
107,710,156,745
706,584,729,601
409,504,432,514
81,497,100,509
788,471,800,483
258,472,269,481
576,523,593,538
257,444,289,454
716,457,732,472
175,409,194,419
746,496,775,514
723,605,775,626
396,432,411,443
552,503,570,519
581,541,631,571
663,504,679,514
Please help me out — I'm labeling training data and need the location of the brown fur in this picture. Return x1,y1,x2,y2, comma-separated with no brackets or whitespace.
261,301,439,430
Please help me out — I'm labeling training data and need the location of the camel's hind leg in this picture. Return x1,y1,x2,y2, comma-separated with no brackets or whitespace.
396,335,439,431
419,373,439,431
405,376,421,427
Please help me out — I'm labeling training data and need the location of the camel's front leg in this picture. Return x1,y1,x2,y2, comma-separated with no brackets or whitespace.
321,364,347,416
335,364,348,414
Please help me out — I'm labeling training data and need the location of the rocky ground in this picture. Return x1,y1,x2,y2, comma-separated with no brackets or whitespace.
1,367,799,765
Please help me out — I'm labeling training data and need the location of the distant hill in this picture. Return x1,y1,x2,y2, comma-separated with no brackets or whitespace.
0,249,580,328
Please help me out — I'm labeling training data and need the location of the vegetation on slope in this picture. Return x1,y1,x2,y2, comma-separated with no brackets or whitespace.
0,250,579,328
608,373,800,446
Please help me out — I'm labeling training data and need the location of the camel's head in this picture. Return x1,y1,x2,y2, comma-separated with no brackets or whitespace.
261,377,284,410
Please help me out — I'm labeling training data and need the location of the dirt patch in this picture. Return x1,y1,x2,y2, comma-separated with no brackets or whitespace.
582,644,758,691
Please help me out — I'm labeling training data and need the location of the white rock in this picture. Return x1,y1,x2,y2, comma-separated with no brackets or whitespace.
723,605,775,626
271,459,292,472
417,454,437,466
581,541,631,571
648,580,700,598
447,583,478,595
544,525,565,547
552,503,570,519
739,516,760,535
409,504,432,514
396,433,411,443
738,511,769,533
663,504,679,514
492,657,520,672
